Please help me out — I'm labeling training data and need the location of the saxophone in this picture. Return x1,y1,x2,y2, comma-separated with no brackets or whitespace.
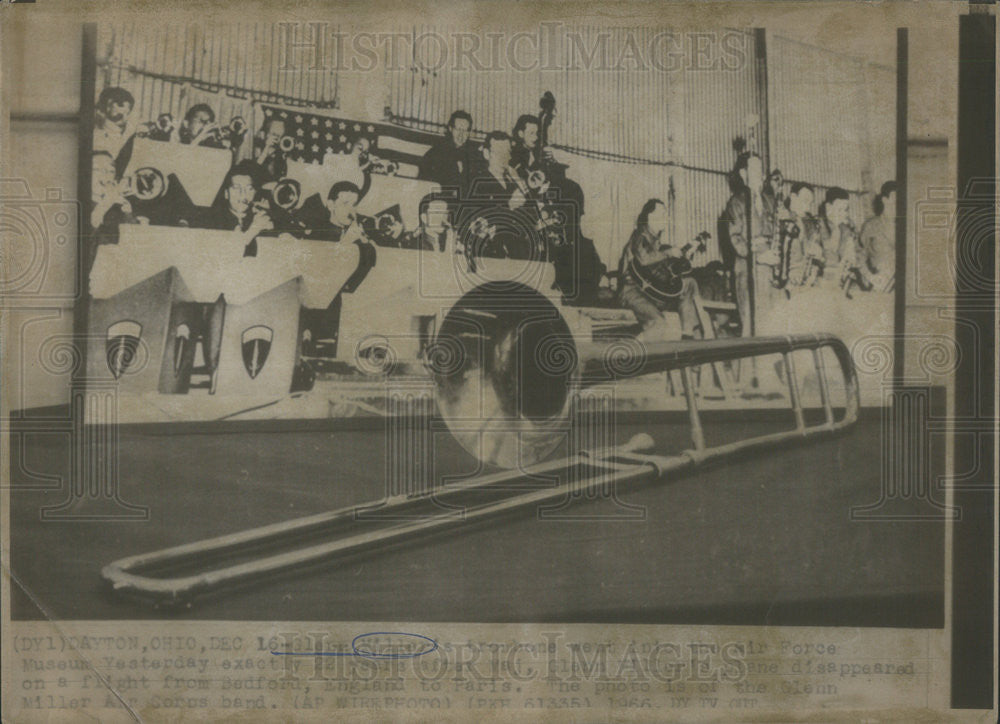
837,219,873,299
772,214,799,293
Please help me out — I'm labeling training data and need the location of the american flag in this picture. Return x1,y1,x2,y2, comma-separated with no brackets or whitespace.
260,105,440,178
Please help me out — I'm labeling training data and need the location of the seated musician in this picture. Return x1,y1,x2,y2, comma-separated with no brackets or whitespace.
93,86,137,165
193,161,273,254
91,151,136,231
295,180,369,245
251,116,289,182
178,103,225,148
618,198,702,342
389,194,454,252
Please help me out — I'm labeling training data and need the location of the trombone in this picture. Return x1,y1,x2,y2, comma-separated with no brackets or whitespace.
103,283,859,606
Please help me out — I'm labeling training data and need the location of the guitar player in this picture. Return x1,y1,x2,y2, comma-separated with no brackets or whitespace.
618,198,704,343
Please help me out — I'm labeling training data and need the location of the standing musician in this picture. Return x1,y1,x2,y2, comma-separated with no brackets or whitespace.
512,114,549,173
463,131,533,259
859,181,896,290
722,151,777,336
618,198,703,343
811,187,870,297
418,110,476,196
778,182,821,288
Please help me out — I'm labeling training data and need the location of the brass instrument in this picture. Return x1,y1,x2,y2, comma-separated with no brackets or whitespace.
279,135,296,153
122,167,167,201
137,113,175,139
157,113,174,134
228,116,247,136
367,156,400,175
772,216,799,292
836,219,873,298
102,281,859,606
375,212,402,236
271,178,301,211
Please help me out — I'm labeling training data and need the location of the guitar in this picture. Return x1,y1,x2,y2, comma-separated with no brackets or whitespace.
624,232,709,302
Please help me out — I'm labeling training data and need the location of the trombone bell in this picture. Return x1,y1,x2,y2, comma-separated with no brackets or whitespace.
431,282,860,469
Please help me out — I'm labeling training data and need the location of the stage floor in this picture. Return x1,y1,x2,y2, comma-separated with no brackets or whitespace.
8,408,944,626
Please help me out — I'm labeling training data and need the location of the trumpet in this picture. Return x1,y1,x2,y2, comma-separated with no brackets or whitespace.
271,178,301,211
228,116,247,136
279,135,296,153
137,113,175,139
375,212,403,236
526,168,547,190
366,155,399,175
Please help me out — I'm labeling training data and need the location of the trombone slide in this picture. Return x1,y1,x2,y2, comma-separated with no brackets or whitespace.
102,332,859,607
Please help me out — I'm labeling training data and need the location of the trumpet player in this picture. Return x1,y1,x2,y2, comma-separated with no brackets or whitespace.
178,103,225,148
398,194,454,252
196,161,272,246
252,116,289,181
295,181,370,245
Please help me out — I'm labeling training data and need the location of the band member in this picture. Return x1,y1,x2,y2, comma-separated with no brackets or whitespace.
816,187,858,266
195,161,271,240
511,114,543,172
296,181,370,244
462,131,534,258
90,150,141,234
618,198,702,342
93,86,136,163
252,116,289,182
399,194,454,252
766,168,786,208
860,180,896,283
722,151,777,336
781,181,820,285
417,110,475,194
178,103,224,147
